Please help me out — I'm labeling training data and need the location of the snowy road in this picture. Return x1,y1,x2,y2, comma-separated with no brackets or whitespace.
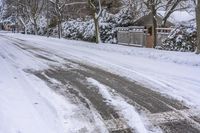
0,33,200,133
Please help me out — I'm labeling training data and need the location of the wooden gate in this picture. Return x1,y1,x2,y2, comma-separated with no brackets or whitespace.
117,26,147,47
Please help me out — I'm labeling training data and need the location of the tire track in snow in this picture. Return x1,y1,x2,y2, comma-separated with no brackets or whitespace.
87,78,148,133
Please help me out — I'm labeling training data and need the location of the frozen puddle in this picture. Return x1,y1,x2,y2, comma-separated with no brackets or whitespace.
87,78,149,133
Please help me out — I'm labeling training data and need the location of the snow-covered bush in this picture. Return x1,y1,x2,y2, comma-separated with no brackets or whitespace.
62,19,95,42
37,16,47,35
160,25,197,52
98,8,135,43
100,22,116,43
25,16,47,35
59,8,135,43
22,7,135,43
112,8,135,27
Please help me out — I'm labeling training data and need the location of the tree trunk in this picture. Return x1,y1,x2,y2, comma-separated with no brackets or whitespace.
46,18,50,37
46,0,50,37
93,13,100,43
57,20,62,39
33,19,38,35
162,12,170,27
196,0,200,54
151,6,157,48
88,0,101,44
18,17,27,34
25,27,27,34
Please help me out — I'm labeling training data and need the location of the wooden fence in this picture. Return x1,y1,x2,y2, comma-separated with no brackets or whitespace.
116,26,146,47
116,26,172,47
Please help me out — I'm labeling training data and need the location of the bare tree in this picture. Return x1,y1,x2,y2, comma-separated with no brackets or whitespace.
49,0,64,38
196,0,200,54
0,0,26,33
88,0,102,43
16,0,29,34
22,0,45,35
49,0,87,38
0,0,5,21
144,0,189,48
161,0,193,27
45,0,50,37
0,0,16,20
144,0,160,48
161,0,182,27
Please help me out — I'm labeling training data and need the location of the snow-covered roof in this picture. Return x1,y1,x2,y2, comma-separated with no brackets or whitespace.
133,12,174,27
158,11,195,24
0,16,16,25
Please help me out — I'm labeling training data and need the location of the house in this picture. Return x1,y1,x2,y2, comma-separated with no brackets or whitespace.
117,12,175,48
0,16,18,31
133,13,174,48
134,12,174,28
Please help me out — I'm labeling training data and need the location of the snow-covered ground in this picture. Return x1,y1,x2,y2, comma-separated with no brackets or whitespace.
0,34,108,133
3,33,200,106
0,32,200,132
0,36,64,133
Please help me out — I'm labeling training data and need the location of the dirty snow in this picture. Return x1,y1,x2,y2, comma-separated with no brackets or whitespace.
87,78,149,133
